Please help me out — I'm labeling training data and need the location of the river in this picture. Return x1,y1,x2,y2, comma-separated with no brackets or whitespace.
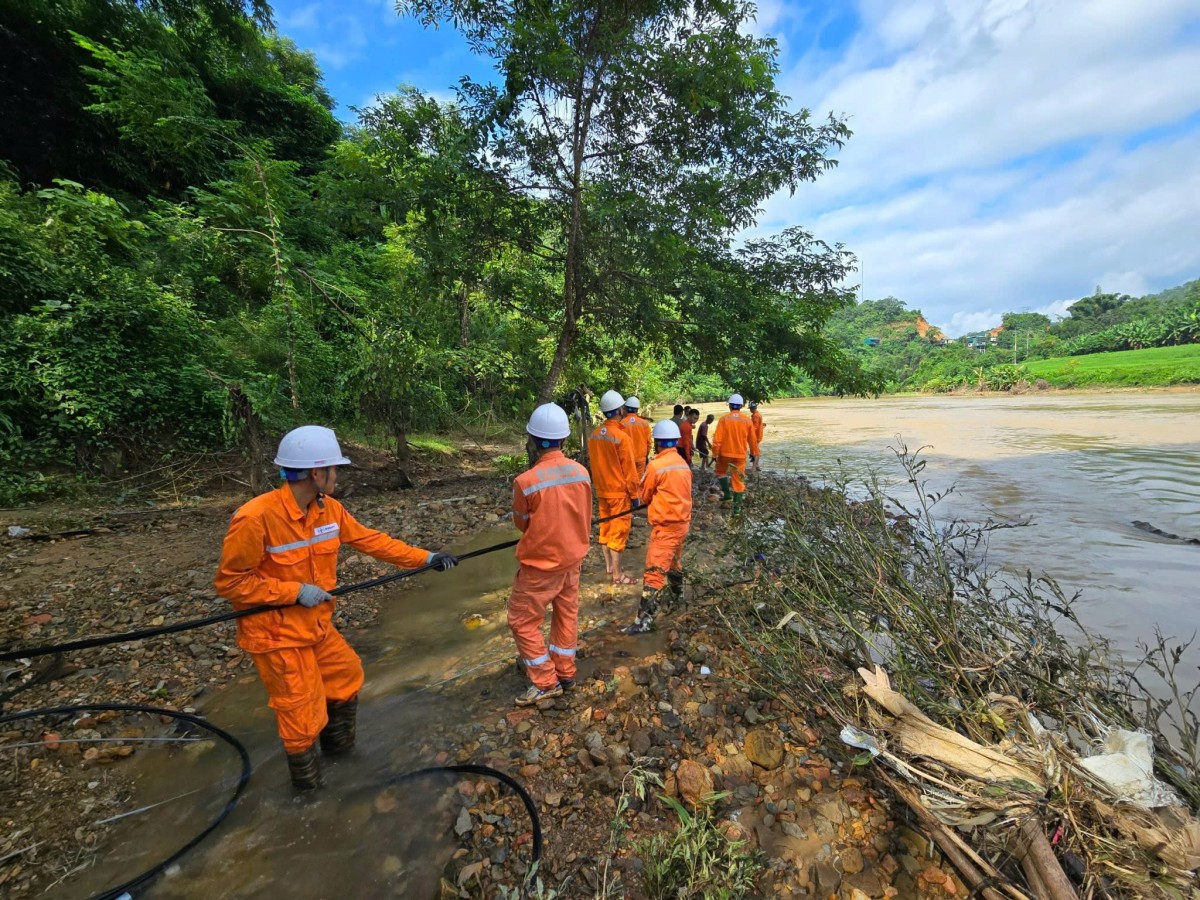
728,390,1200,664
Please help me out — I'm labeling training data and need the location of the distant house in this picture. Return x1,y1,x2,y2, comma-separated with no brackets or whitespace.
863,337,881,347
966,336,988,350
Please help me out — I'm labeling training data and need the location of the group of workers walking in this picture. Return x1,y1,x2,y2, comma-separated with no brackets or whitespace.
214,395,764,790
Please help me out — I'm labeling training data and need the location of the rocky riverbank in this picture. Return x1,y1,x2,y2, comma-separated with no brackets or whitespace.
2,445,969,898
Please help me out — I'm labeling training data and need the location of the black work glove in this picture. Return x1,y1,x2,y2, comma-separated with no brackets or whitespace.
429,552,458,571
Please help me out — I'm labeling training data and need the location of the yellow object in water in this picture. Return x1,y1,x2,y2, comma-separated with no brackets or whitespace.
462,614,487,630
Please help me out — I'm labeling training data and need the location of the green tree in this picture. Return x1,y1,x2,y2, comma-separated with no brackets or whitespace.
402,0,856,400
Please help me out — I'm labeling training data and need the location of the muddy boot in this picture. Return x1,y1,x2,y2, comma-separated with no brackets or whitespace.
286,744,323,791
732,492,744,515
625,588,666,634
718,476,732,501
319,697,357,756
667,570,684,601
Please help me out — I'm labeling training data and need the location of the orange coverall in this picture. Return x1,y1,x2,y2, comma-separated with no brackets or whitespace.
751,410,764,446
640,447,693,590
711,410,760,494
679,419,694,464
215,484,431,753
589,418,639,552
510,450,592,690
620,413,651,477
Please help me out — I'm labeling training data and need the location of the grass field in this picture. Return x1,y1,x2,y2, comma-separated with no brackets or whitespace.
1023,344,1200,387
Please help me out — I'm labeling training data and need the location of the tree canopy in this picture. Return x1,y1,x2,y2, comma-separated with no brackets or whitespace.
0,0,873,502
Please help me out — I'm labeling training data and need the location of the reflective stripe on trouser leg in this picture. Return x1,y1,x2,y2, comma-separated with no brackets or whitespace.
644,521,689,591
507,565,577,690
599,497,631,551
252,646,329,755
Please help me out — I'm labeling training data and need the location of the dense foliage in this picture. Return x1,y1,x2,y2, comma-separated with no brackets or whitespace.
0,0,873,501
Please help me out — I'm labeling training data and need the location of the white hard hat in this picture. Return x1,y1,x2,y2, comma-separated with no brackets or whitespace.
526,403,571,440
728,393,744,406
600,390,626,413
651,420,681,441
624,396,641,410
274,425,352,468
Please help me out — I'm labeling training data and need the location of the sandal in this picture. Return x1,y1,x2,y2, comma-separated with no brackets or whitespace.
611,574,639,586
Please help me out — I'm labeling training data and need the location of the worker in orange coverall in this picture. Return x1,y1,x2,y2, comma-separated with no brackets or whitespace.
619,396,652,478
215,426,458,790
590,390,642,585
508,403,593,706
711,393,760,515
626,419,693,634
749,401,764,473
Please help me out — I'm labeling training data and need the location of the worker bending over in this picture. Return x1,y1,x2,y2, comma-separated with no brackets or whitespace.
749,401,765,473
215,426,458,791
626,420,693,634
620,396,651,478
508,404,593,706
590,390,642,585
711,393,761,514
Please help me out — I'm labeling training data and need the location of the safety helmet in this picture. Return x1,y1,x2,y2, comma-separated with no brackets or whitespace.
728,393,744,407
624,395,641,410
526,403,571,440
651,420,681,441
599,390,626,413
749,401,759,410
274,425,352,469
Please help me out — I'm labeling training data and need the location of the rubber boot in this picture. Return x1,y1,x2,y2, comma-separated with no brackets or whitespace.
667,570,684,601
732,492,744,515
286,743,323,791
625,588,666,634
319,697,358,756
718,476,732,501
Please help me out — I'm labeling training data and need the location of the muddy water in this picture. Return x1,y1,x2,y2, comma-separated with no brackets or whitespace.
67,523,655,899
68,528,530,898
735,391,1200,660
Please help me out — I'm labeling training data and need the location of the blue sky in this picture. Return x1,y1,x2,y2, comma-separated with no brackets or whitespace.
273,0,1200,335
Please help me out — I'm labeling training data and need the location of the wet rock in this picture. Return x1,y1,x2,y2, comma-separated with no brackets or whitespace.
629,729,652,755
745,728,784,769
815,861,842,895
840,846,864,875
454,807,473,836
676,759,714,808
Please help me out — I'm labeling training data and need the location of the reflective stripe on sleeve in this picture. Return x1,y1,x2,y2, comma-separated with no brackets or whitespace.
521,473,591,496
657,464,691,474
548,644,576,657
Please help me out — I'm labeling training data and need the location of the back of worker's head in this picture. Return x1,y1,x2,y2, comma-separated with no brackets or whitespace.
651,419,681,449
599,389,625,419
526,403,571,451
624,395,640,412
749,401,759,411
727,393,744,410
705,414,714,423
673,404,684,417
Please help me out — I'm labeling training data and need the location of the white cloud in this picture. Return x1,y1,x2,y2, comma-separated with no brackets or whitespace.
766,0,1200,333
279,2,321,31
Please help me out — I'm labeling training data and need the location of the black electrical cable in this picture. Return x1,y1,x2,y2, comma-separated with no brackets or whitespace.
0,705,544,899
394,763,543,869
0,505,638,664
0,703,252,900
1,502,624,892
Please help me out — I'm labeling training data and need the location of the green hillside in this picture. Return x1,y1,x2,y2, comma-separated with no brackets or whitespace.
1023,344,1200,387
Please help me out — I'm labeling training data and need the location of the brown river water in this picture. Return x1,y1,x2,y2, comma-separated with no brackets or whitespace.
729,391,1200,659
